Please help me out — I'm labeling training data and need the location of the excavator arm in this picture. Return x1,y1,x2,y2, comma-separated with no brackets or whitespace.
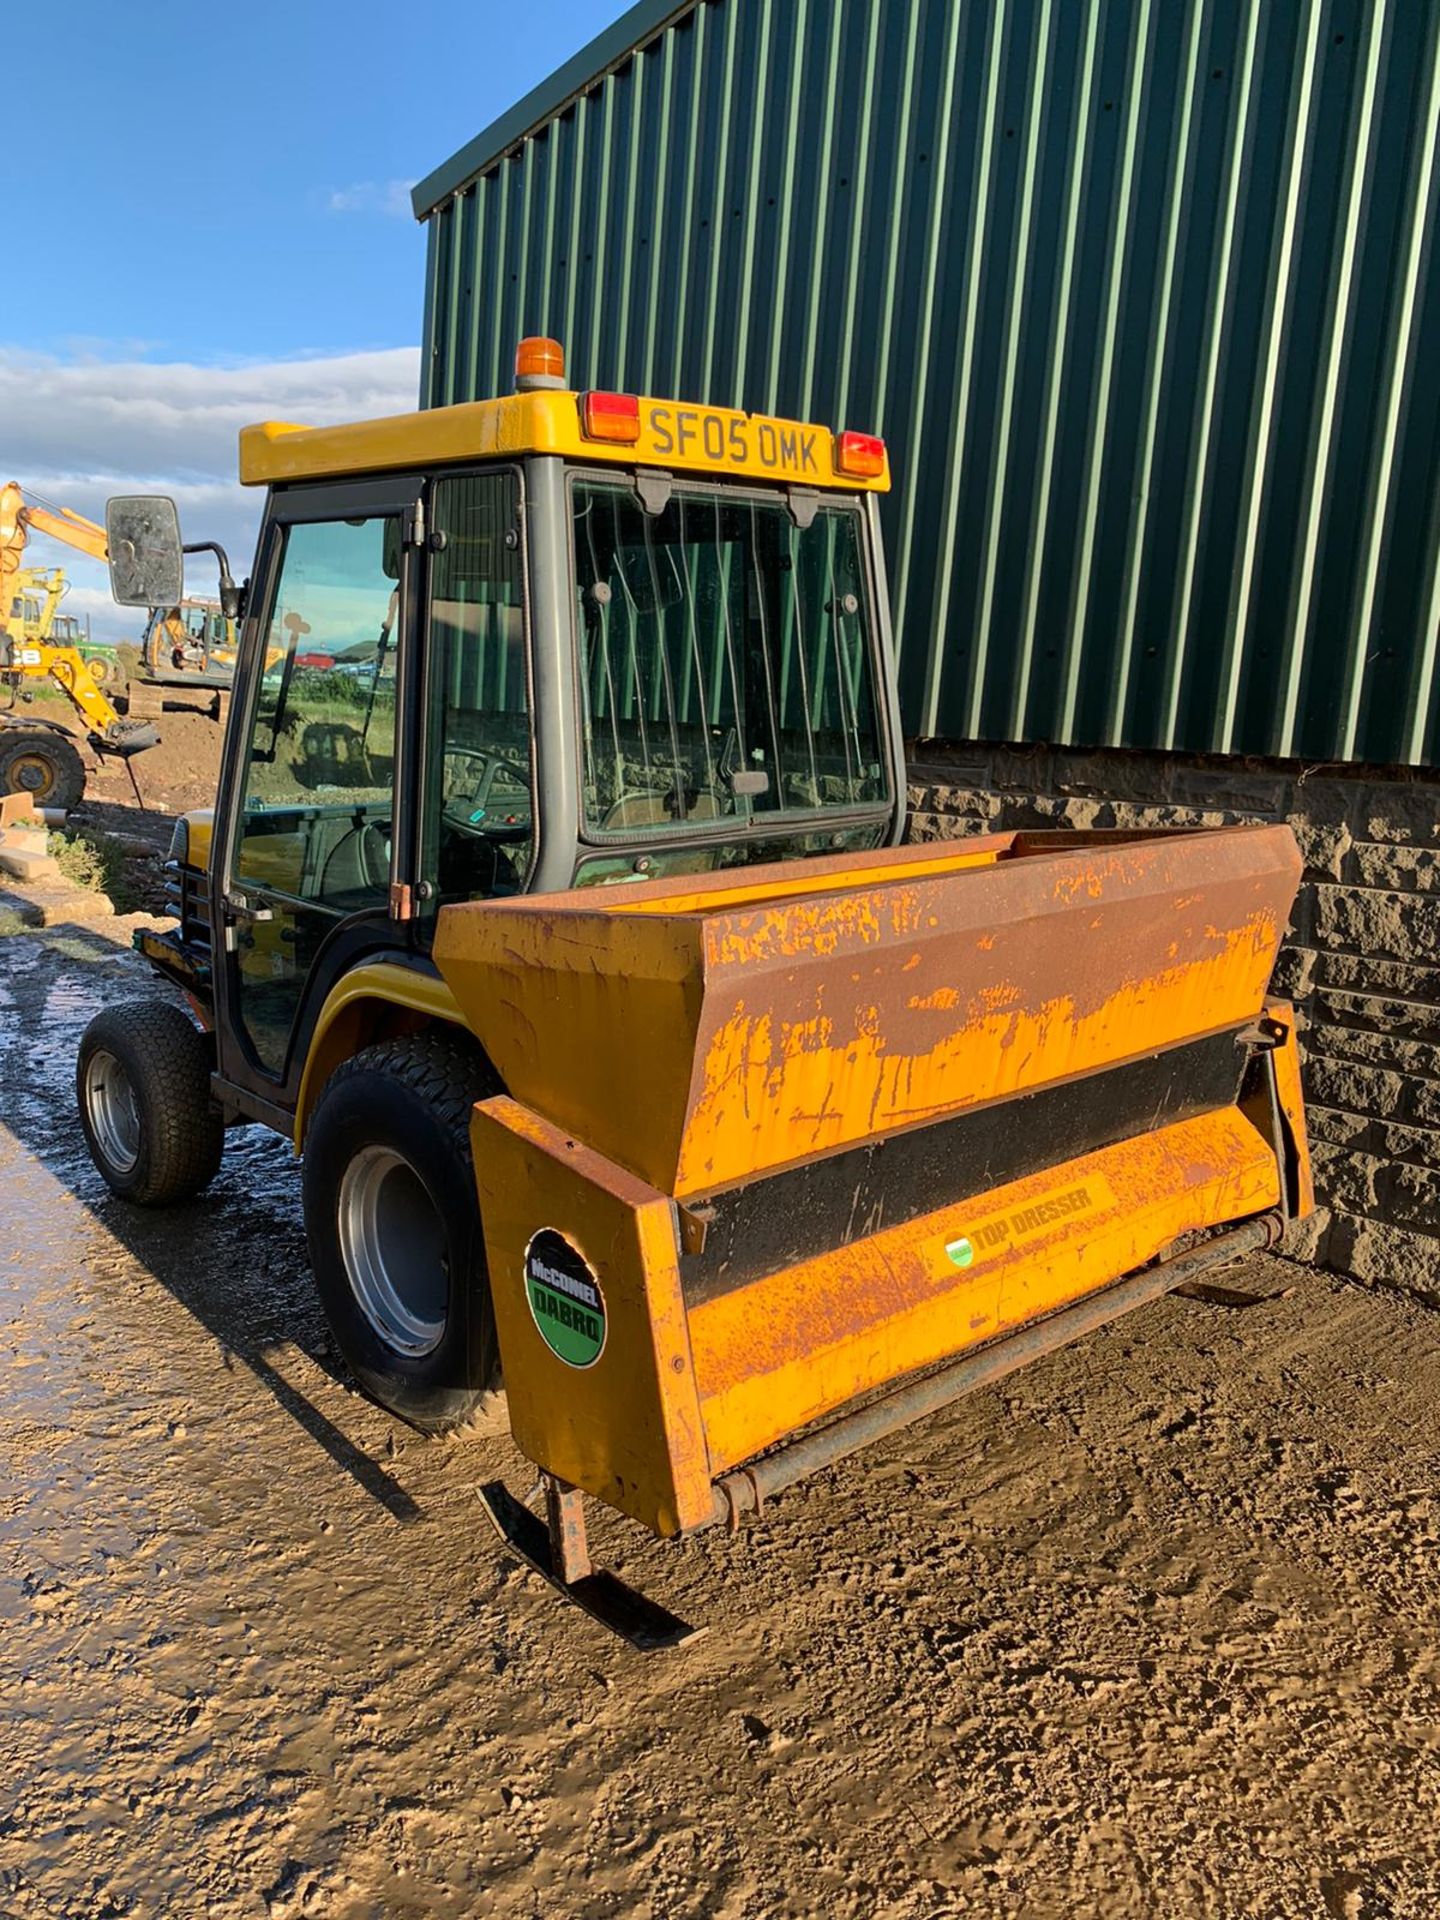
1,481,109,613
0,482,27,618
16,500,108,564
19,645,126,736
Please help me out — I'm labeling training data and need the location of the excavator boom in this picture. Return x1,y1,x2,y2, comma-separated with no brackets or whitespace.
1,482,108,586
16,500,107,564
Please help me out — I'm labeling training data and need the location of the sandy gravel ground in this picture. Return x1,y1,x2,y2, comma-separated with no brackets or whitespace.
1,912,1437,1920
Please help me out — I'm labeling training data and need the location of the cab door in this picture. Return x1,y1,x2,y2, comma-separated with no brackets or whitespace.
213,476,423,1109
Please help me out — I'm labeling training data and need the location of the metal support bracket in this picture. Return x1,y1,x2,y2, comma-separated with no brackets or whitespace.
477,1480,706,1652
786,486,820,529
1235,1015,1288,1052
545,1475,592,1584
633,469,673,517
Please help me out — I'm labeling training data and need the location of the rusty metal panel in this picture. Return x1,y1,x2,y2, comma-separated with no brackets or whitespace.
470,1096,715,1537
432,825,1301,1198
470,1043,1288,1528
688,1106,1282,1471
416,0,1440,769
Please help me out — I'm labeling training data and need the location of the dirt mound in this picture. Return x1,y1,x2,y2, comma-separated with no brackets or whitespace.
87,703,224,816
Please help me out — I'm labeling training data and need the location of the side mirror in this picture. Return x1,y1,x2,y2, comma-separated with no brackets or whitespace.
106,496,184,607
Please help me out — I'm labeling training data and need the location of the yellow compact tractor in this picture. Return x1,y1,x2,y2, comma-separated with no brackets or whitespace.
0,483,158,807
76,340,1310,1642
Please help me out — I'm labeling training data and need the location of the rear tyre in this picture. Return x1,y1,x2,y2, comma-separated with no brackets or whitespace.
77,1000,224,1204
302,1033,500,1434
0,730,85,811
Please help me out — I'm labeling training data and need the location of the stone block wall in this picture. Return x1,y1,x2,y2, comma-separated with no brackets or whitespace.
906,743,1440,1303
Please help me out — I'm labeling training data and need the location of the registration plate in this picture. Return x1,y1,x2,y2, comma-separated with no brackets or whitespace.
639,402,826,483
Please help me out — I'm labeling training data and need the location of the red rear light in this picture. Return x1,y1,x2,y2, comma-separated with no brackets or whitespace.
835,429,886,479
581,391,642,443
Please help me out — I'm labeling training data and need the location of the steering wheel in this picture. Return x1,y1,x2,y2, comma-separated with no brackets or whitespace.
440,747,532,844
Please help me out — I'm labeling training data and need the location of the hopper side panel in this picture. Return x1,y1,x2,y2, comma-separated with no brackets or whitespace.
673,830,1299,1194
690,1106,1281,1472
436,904,704,1191
470,1098,713,1535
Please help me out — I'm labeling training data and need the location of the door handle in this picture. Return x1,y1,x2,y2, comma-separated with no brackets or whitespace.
221,891,275,955
222,890,274,924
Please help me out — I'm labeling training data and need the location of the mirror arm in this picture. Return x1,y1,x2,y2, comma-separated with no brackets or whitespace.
183,540,245,621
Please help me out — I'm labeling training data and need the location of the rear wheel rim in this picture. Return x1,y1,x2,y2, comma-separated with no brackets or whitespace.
84,1049,142,1173
337,1145,448,1357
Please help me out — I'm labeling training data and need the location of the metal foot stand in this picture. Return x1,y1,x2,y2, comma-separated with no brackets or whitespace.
478,1476,706,1651
122,754,147,812
546,1475,592,1583
88,734,149,812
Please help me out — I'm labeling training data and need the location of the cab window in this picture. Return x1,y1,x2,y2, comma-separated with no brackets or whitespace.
421,469,531,919
571,479,888,839
235,517,399,894
229,513,401,1074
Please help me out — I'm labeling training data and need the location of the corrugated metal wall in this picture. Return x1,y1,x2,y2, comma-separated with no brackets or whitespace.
418,0,1440,767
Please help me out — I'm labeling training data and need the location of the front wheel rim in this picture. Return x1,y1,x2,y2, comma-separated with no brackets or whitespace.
84,1049,142,1173
337,1145,449,1358
10,752,57,799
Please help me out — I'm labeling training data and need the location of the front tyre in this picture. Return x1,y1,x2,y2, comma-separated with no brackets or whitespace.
0,730,86,811
77,1000,224,1204
302,1034,499,1434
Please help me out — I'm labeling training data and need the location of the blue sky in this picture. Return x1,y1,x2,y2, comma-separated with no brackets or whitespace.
4,0,631,636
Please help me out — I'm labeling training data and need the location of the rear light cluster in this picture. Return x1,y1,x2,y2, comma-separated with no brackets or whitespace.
581,391,642,443
834,430,886,478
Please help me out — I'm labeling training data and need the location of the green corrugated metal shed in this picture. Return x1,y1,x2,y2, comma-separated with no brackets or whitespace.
414,0,1440,768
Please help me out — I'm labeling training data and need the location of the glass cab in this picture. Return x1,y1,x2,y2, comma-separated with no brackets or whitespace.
211,452,902,1102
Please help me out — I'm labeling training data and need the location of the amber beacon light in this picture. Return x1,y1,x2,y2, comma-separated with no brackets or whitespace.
515,336,567,388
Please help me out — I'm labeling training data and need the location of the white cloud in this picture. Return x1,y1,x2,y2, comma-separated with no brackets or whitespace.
325,180,415,218
1,345,420,642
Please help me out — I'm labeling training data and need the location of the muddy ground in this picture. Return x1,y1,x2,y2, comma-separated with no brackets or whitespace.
1,885,1439,1918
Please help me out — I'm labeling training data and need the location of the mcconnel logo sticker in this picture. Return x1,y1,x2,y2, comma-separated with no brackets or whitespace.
524,1229,606,1369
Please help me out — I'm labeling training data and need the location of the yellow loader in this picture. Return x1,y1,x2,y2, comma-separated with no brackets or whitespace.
76,340,1310,1643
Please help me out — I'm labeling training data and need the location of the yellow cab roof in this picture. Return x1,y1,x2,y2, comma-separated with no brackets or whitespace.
237,389,890,493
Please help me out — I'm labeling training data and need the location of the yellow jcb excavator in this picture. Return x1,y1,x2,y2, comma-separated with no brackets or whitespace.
0,482,157,808
6,565,67,644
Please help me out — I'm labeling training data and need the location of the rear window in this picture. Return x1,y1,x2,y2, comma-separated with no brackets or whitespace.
571,478,888,839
